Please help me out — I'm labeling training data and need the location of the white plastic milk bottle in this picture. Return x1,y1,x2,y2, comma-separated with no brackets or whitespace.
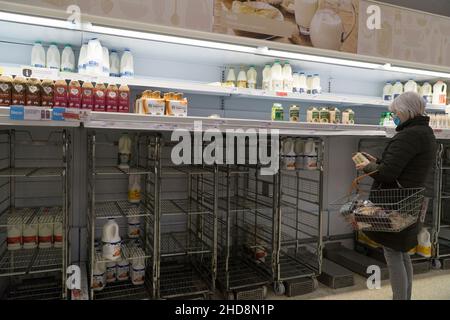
46,43,61,70
61,44,75,72
271,60,283,92
31,41,46,68
120,49,135,78
262,64,272,91
282,61,293,92
102,219,121,261
392,81,404,99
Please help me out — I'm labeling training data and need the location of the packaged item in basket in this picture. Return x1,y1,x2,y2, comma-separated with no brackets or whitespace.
12,76,26,105
81,81,94,110
165,92,188,117
68,80,82,109
25,78,41,107
94,83,106,112
54,79,68,108
118,84,130,113
106,84,119,112
0,75,13,106
41,79,55,108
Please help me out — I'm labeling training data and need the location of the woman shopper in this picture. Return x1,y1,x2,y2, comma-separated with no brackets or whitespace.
355,91,436,300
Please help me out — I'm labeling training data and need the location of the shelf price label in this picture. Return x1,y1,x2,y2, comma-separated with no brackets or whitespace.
20,66,59,80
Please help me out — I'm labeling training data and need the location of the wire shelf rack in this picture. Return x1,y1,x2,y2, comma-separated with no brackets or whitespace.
6,279,62,300
218,196,272,213
217,256,269,290
0,167,65,178
94,241,151,264
94,166,151,176
159,262,210,299
0,247,63,276
160,231,212,257
160,199,211,216
95,201,152,219
160,166,215,177
93,280,152,300
278,252,316,281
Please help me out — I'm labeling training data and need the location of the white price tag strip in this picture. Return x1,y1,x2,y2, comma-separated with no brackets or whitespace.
21,66,59,80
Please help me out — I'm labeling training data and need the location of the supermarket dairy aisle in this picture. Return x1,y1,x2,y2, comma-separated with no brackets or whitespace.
269,270,450,300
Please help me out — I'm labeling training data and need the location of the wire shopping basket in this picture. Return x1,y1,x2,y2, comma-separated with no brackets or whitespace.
333,172,425,233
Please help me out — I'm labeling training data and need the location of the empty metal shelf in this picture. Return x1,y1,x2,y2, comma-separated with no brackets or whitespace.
95,201,152,219
94,281,151,300
162,166,215,176
159,262,210,299
218,196,272,212
278,252,316,281
0,167,65,178
0,247,63,276
161,199,211,216
160,231,211,257
29,248,64,274
217,256,269,291
6,279,62,300
94,166,151,175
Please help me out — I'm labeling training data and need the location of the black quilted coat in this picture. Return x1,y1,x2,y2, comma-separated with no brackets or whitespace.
363,115,436,252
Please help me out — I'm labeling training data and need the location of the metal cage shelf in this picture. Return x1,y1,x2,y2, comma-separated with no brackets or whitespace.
0,129,70,299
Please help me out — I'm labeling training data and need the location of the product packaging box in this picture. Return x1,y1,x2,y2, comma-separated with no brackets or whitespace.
143,98,165,116
166,98,188,117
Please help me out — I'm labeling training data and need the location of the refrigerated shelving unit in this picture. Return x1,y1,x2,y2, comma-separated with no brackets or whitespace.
86,131,153,300
0,129,70,299
0,3,449,300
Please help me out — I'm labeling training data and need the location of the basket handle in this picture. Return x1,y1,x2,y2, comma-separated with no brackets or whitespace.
348,170,379,195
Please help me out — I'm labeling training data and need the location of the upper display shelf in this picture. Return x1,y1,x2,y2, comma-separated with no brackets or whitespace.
1,66,447,112
0,10,450,84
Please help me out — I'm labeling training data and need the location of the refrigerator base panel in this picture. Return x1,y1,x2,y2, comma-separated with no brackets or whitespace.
318,259,354,289
324,243,389,280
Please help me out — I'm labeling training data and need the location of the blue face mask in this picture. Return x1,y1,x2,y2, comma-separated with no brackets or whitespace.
393,116,401,126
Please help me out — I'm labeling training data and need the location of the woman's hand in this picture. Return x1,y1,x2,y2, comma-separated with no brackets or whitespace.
355,163,368,171
354,152,377,171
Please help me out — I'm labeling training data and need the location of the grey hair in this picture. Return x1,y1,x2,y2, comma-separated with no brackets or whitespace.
389,91,426,120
